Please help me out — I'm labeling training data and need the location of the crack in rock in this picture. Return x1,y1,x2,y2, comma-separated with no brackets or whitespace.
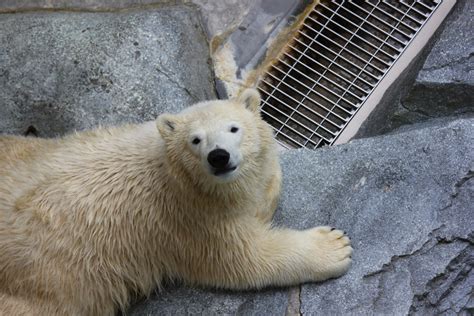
363,225,445,279
422,52,474,72
364,237,472,315
409,245,474,315
452,170,474,198
155,66,199,103
399,99,435,118
285,286,302,316
298,284,302,316
438,169,474,214
361,171,473,315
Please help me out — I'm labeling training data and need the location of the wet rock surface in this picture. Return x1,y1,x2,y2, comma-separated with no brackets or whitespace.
0,6,215,137
129,118,473,315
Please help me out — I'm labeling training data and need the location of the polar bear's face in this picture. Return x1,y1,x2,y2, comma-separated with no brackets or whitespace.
157,89,269,184
186,118,244,181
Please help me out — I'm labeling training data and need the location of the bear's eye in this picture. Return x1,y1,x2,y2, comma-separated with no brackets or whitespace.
230,127,239,133
192,137,201,145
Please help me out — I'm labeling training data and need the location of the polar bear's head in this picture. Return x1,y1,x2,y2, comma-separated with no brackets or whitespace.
157,89,274,186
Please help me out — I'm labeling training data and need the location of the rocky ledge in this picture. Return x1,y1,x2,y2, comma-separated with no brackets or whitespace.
129,117,474,315
391,0,473,130
0,6,214,137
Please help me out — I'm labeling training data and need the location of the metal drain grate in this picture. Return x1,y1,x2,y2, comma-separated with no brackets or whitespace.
257,0,447,149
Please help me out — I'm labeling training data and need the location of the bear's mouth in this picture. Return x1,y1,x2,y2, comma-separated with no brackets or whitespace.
214,166,237,176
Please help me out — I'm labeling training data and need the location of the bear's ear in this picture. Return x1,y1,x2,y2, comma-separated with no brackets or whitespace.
156,113,180,139
236,88,261,113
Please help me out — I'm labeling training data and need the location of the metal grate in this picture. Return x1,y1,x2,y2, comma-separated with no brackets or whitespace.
258,0,441,149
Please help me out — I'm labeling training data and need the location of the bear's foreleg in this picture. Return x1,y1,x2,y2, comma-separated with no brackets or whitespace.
256,164,282,223
185,225,352,290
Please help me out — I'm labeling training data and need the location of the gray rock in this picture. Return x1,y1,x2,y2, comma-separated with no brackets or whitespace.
0,0,167,12
0,6,215,137
391,0,474,130
418,0,473,85
128,285,289,315
0,0,253,39
129,118,473,315
191,0,253,39
277,118,473,315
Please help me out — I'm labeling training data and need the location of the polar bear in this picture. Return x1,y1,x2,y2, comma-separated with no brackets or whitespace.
0,89,352,315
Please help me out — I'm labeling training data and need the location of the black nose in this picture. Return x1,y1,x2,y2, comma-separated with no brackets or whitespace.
207,149,230,169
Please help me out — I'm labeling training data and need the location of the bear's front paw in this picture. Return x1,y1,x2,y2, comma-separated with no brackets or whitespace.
307,226,353,281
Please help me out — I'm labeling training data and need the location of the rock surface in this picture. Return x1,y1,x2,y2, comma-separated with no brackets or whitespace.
0,1,472,315
0,0,162,11
391,0,474,130
0,6,215,137
190,0,253,39
0,0,253,39
129,117,474,315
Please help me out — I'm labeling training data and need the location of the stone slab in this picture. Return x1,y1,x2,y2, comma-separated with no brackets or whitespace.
0,0,254,40
128,285,290,315
0,6,214,136
0,6,215,137
417,0,473,85
277,118,473,315
191,0,253,39
391,0,474,130
129,117,473,315
0,0,170,11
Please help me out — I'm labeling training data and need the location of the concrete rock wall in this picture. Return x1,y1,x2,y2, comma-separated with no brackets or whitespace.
0,1,472,315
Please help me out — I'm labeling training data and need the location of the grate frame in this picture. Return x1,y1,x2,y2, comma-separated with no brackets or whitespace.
257,0,453,149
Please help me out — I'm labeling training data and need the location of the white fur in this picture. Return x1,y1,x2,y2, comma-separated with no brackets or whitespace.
0,89,352,316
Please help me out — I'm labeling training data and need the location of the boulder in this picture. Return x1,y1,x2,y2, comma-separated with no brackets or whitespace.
391,0,474,130
0,0,163,12
0,6,215,137
129,117,473,315
0,0,254,40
